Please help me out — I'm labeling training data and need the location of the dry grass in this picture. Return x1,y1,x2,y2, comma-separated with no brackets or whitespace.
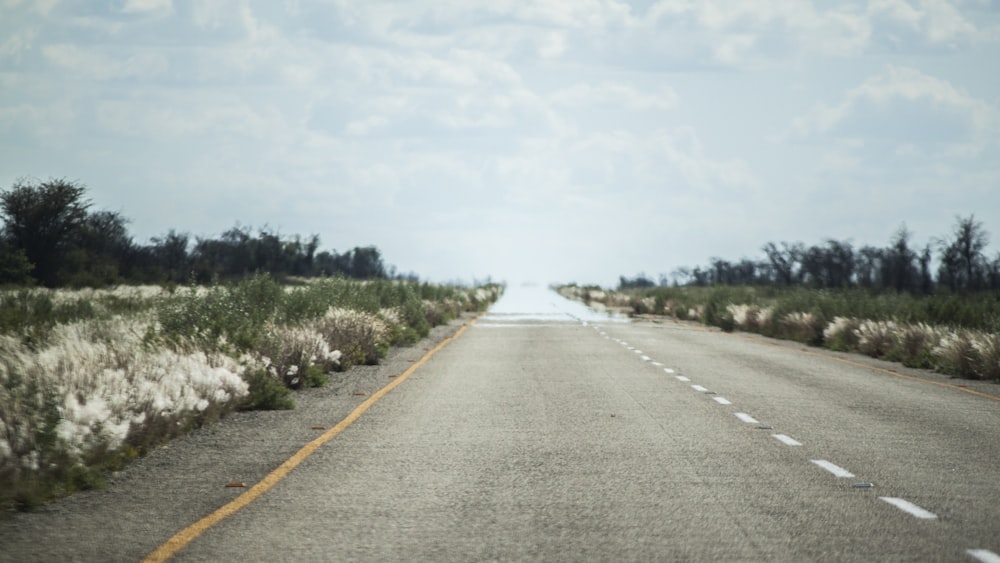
0,278,502,513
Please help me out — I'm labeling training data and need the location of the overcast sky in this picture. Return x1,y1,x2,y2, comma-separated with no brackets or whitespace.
2,0,998,286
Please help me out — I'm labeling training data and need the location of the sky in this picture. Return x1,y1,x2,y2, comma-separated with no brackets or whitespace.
1,0,998,287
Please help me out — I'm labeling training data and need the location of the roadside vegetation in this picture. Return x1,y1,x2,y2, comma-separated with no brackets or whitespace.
0,178,502,515
0,276,501,515
561,217,1000,382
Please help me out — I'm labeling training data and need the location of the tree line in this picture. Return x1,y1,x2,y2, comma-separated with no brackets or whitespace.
620,218,1000,294
0,178,407,287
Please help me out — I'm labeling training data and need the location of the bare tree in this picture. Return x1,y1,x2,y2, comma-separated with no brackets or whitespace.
880,225,919,292
938,215,990,292
762,242,802,286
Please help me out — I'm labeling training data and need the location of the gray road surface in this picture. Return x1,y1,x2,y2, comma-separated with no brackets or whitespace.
2,285,999,562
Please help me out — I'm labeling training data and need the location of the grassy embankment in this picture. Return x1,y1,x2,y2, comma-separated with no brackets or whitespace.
0,276,501,514
560,284,1000,381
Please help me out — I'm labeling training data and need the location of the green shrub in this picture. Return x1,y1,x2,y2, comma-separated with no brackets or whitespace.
255,324,340,389
777,312,823,345
304,365,327,388
892,323,940,368
241,369,294,411
311,308,390,369
155,274,283,351
822,317,861,352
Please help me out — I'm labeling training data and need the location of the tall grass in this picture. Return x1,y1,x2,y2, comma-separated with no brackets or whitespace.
0,285,164,347
0,276,502,515
0,321,248,510
583,285,1000,332
562,284,1000,381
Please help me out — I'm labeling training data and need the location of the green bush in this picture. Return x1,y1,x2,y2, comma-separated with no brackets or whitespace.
241,369,295,411
822,317,861,352
155,274,283,351
304,365,327,388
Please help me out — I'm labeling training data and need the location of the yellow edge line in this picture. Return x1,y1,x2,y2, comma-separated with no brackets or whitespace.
143,319,475,563
739,333,1000,403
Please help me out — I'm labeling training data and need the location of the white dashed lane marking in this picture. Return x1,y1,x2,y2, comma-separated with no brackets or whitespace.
879,497,938,520
772,434,803,446
967,549,1000,563
599,328,980,551
810,459,855,478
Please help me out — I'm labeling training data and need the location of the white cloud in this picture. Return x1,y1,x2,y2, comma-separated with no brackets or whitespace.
333,0,636,33
509,0,635,29
869,0,977,44
1,0,998,284
792,65,1000,152
488,125,759,216
41,44,168,80
0,27,37,62
192,1,239,29
551,81,679,111
538,31,568,58
0,102,75,141
238,1,279,42
921,0,977,42
435,110,506,130
713,33,757,65
120,0,172,16
644,0,871,59
369,47,519,88
869,0,924,29
0,0,60,16
642,0,996,62
96,95,281,140
653,127,760,191
781,62,1000,245
345,115,389,136
337,47,475,88
818,139,866,173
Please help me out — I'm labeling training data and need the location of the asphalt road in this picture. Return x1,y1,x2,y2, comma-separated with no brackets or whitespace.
3,285,1000,561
